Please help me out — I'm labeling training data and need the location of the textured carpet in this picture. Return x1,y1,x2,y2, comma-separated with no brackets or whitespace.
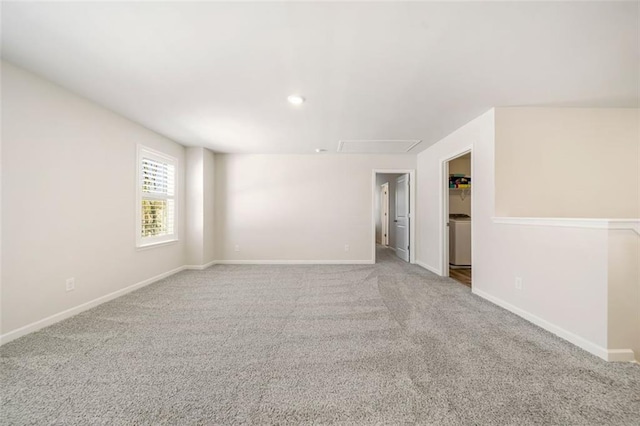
2,247,639,425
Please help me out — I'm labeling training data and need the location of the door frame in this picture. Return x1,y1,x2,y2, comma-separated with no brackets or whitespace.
440,147,473,277
380,182,390,246
371,169,416,263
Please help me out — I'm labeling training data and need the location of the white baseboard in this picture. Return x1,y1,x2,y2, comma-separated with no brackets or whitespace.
606,349,637,362
416,260,442,276
0,265,185,346
472,288,636,362
215,259,375,265
184,260,217,270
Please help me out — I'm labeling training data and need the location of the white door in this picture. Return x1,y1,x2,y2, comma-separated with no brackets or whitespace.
381,183,389,246
395,174,410,262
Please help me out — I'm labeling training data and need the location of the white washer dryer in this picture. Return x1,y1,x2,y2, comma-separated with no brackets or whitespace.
449,214,471,267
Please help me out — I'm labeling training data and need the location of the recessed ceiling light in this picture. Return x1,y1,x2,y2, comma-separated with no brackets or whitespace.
315,148,326,153
287,95,305,105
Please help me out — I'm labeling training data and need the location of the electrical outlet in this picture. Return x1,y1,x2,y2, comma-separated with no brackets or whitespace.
344,244,350,252
65,278,75,292
234,245,240,252
515,277,523,290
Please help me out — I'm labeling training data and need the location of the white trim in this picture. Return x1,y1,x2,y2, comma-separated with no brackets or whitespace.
440,146,473,277
0,266,185,346
492,217,640,235
214,260,375,265
183,260,217,270
472,288,636,362
371,169,416,265
136,239,179,251
607,349,637,362
416,260,442,276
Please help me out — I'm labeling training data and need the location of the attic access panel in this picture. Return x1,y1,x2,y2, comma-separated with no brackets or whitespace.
337,140,421,153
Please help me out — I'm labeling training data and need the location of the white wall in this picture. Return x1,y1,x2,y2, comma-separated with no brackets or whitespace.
480,223,609,354
214,154,415,262
416,108,638,361
186,148,205,265
416,111,491,275
1,62,186,337
203,149,216,264
607,230,640,359
185,147,215,267
495,108,639,218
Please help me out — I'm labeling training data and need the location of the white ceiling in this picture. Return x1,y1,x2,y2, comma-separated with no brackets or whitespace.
1,1,637,154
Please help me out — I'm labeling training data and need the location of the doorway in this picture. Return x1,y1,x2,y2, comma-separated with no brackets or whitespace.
443,152,472,287
372,170,416,264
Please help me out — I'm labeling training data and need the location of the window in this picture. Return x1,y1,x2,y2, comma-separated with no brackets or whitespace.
137,146,177,247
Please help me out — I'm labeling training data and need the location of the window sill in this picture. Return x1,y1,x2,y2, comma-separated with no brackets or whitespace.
136,239,179,251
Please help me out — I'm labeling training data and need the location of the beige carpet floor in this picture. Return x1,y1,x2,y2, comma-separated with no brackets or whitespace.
1,247,639,425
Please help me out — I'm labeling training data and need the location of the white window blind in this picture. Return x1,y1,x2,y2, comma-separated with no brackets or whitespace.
137,146,177,247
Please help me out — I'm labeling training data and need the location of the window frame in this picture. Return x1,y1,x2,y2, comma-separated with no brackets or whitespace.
136,145,178,248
